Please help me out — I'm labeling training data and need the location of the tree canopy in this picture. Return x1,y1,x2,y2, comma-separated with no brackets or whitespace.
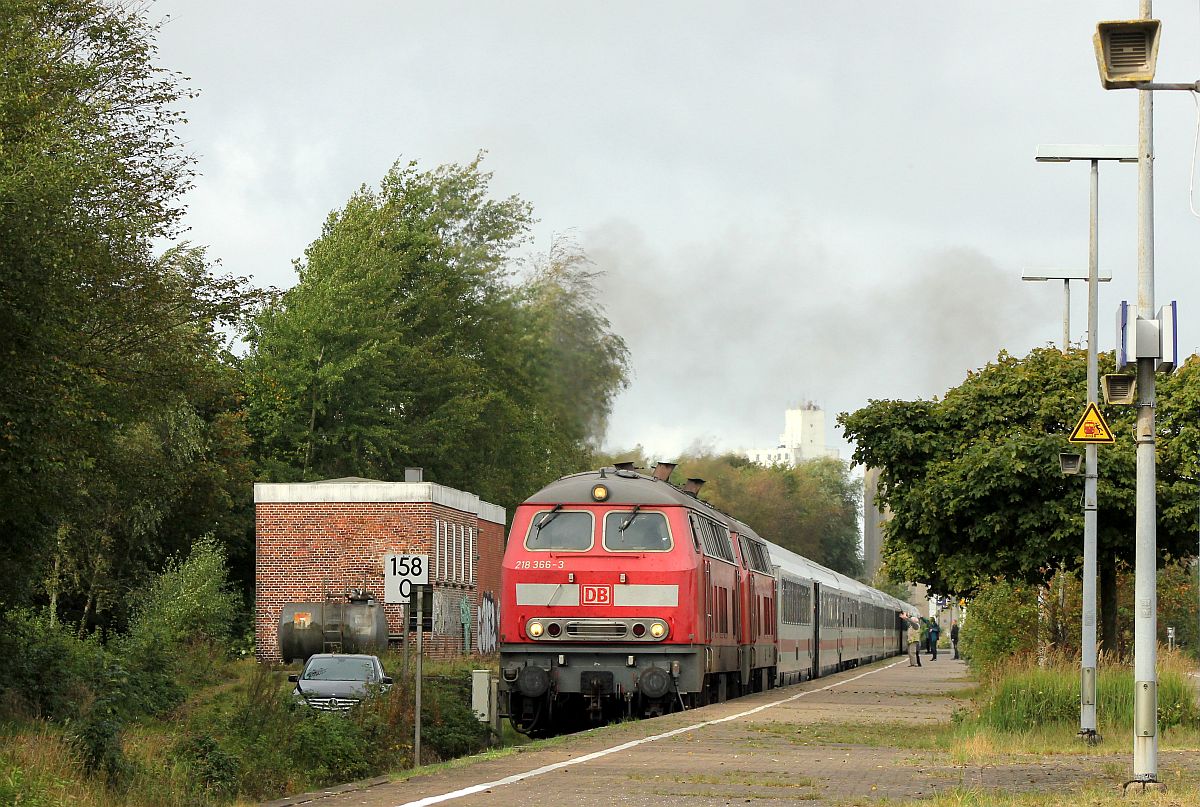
0,0,261,624
243,158,630,509
839,347,1200,598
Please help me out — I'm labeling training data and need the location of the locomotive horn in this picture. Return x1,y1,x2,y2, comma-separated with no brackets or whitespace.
652,462,677,482
682,478,706,497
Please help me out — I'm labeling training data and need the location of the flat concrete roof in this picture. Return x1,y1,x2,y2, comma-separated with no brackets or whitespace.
254,480,506,525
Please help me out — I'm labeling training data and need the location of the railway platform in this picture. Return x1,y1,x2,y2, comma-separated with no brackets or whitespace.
266,655,1198,806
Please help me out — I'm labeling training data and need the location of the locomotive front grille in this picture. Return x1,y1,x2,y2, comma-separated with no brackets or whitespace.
566,620,628,638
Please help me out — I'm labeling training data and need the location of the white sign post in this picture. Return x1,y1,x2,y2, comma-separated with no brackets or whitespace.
384,554,430,767
384,554,429,603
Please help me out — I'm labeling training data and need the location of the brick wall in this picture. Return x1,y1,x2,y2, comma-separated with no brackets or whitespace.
255,484,506,664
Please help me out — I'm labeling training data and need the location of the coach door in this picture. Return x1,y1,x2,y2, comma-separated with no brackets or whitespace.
811,581,821,679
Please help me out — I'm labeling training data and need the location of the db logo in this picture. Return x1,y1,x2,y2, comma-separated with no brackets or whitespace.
581,584,612,605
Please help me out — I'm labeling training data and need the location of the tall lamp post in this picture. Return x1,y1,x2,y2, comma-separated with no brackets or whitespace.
1021,265,1113,352
1028,144,1135,742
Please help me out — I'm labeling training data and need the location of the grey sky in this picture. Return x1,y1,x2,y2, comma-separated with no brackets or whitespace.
154,1,1200,463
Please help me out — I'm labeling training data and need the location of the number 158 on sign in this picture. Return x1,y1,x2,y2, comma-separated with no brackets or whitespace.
384,554,429,603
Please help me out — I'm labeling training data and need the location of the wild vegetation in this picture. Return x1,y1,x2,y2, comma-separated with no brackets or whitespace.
0,540,493,806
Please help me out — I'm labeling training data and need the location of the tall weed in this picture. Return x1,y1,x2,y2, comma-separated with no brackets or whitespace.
969,655,1199,733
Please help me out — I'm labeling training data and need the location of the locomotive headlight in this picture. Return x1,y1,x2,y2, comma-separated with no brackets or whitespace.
650,621,668,639
527,620,544,638
591,484,610,502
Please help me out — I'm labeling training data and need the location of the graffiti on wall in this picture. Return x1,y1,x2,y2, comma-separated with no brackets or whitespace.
476,591,499,655
432,590,461,636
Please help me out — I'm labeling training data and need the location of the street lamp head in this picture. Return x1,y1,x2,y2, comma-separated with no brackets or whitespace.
1035,145,1138,163
1022,269,1112,283
1060,453,1083,476
1094,19,1161,89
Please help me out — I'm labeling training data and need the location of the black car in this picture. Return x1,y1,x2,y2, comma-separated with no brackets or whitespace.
289,653,392,712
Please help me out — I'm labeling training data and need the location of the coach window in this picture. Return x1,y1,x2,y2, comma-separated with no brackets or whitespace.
603,511,672,552
524,510,593,551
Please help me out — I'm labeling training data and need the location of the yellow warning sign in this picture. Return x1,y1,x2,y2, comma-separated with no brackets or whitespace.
1068,402,1115,444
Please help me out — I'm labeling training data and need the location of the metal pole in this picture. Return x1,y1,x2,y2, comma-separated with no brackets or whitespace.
415,585,424,768
1081,159,1100,739
1063,279,1072,351
1132,0,1159,782
402,604,409,676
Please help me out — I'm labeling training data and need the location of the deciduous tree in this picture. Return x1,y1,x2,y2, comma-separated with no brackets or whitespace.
839,347,1200,652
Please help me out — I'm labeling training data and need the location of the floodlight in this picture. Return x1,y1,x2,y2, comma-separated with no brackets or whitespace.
1102,374,1137,405
1094,20,1161,89
1059,453,1083,476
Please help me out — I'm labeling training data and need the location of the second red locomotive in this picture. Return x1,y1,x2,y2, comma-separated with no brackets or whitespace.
498,462,908,735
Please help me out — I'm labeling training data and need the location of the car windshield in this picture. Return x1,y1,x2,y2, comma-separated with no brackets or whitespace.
603,511,671,552
524,510,592,551
301,657,377,682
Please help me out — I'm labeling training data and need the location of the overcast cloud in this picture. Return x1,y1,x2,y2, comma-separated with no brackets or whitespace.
154,1,1200,462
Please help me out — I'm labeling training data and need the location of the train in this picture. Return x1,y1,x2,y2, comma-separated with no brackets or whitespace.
498,461,911,736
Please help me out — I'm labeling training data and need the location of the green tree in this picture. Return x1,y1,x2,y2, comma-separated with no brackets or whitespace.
0,2,260,620
839,347,1200,652
244,159,629,509
605,451,863,575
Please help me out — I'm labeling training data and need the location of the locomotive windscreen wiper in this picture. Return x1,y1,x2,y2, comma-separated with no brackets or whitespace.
618,505,642,532
534,504,564,532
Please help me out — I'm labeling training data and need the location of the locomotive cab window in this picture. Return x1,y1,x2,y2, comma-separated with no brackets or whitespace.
524,510,594,551
603,511,672,552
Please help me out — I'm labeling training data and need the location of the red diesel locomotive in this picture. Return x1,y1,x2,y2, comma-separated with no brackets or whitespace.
498,462,909,735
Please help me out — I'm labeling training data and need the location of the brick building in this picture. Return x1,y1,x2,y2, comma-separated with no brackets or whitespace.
254,476,506,663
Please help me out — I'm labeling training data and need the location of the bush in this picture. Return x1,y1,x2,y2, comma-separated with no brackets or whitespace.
171,734,240,800
123,535,239,652
958,579,1038,672
0,609,109,721
419,677,490,760
70,692,131,786
117,536,240,716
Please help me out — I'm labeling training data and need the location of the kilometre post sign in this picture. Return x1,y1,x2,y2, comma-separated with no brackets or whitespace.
384,554,429,603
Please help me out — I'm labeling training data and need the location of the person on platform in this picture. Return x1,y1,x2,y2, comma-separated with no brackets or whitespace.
928,618,941,660
950,618,960,660
903,613,922,667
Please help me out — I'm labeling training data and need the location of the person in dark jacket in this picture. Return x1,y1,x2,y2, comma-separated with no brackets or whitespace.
950,618,960,659
928,619,940,660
